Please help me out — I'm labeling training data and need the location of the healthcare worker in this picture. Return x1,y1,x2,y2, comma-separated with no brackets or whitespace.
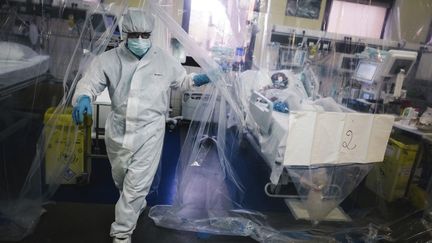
71,9,209,243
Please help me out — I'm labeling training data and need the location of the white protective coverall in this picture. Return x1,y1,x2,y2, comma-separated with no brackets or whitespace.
72,10,193,238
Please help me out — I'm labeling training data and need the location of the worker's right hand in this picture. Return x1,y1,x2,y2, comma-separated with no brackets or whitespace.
72,95,92,125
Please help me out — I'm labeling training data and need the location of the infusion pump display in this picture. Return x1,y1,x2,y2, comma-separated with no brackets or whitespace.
353,61,380,84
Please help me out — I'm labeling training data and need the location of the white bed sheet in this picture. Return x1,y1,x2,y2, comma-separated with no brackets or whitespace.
0,55,50,86
248,105,393,185
255,112,289,165
246,110,291,184
240,69,301,170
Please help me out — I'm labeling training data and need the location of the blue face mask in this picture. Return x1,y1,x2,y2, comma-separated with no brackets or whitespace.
127,38,151,57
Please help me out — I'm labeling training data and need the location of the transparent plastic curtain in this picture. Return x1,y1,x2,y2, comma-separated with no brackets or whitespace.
0,1,127,241
148,0,432,242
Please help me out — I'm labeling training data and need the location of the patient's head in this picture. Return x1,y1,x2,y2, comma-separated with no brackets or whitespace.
270,72,288,89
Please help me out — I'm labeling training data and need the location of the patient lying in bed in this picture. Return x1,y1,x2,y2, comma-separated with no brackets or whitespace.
256,70,342,114
257,71,304,113
240,69,343,117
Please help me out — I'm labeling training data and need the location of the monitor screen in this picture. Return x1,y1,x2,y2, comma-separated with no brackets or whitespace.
341,56,360,70
361,91,374,100
91,14,105,33
353,61,379,84
381,50,418,77
91,14,115,34
388,59,414,75
339,55,361,72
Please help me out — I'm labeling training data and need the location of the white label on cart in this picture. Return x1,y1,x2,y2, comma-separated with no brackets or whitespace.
284,111,394,166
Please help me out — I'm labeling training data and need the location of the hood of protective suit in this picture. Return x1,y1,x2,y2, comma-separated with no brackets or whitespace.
122,9,154,33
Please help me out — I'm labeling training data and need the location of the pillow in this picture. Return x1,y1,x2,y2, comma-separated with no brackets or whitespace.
312,97,343,112
239,70,273,106
0,42,37,60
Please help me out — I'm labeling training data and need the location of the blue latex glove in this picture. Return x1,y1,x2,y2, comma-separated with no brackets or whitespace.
273,101,289,113
72,96,92,125
193,74,210,86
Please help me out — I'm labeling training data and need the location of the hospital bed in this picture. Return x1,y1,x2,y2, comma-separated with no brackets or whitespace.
0,42,50,144
0,42,50,99
240,69,324,175
239,69,394,220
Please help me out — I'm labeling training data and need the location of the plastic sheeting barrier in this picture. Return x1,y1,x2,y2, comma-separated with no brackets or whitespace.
1,0,432,242
147,0,432,242
0,0,128,240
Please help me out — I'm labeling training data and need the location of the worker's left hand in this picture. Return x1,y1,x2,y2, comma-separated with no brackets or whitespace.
193,74,210,86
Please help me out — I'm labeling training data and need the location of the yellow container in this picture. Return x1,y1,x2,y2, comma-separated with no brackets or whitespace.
408,184,428,209
366,135,419,202
44,107,92,184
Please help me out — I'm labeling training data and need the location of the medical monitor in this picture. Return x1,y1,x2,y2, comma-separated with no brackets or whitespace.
338,54,360,73
353,61,379,84
380,50,417,77
90,13,115,33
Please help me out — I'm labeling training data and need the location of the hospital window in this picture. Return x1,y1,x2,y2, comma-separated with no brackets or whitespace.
183,0,256,51
184,0,234,50
325,0,390,39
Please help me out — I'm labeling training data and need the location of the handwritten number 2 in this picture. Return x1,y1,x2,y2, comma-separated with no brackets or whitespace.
342,130,357,150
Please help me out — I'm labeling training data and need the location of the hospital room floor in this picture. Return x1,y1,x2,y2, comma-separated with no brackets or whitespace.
4,203,254,243
1,125,257,243
2,120,431,243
